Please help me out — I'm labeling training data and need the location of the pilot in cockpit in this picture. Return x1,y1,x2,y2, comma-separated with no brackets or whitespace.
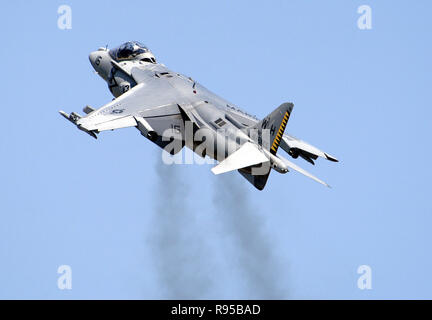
109,41,156,63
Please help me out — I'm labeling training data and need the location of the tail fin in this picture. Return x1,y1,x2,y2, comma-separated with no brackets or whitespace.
250,102,294,155
236,102,293,190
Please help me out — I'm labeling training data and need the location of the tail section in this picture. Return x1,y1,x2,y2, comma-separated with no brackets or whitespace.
213,102,330,190
251,102,294,155
233,102,333,190
236,102,293,190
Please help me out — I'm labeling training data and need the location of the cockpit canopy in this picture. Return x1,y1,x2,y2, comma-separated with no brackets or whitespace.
109,41,156,63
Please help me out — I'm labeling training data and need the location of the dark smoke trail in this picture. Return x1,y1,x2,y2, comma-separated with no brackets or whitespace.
212,173,286,299
150,152,212,299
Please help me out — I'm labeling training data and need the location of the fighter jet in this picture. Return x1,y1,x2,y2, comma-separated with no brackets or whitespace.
59,41,338,190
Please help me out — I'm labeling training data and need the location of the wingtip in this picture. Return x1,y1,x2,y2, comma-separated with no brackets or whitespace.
59,110,69,119
325,153,339,162
319,180,331,188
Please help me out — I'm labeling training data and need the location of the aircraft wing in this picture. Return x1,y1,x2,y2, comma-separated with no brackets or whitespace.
59,69,186,145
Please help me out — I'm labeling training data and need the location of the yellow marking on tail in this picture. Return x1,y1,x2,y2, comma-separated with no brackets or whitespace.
270,111,290,153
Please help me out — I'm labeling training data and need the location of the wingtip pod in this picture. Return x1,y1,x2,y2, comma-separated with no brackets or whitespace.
58,110,81,124
59,110,70,120
59,110,98,139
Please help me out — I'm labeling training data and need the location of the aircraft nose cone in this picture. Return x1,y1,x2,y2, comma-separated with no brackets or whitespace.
88,50,111,81
89,51,99,69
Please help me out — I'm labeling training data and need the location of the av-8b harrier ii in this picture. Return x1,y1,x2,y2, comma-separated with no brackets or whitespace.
60,41,338,190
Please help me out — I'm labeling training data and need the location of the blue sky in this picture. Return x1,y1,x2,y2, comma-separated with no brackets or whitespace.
0,0,431,299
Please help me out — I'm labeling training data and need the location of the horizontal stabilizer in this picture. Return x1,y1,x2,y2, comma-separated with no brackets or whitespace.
211,142,269,175
279,155,330,188
281,134,339,162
